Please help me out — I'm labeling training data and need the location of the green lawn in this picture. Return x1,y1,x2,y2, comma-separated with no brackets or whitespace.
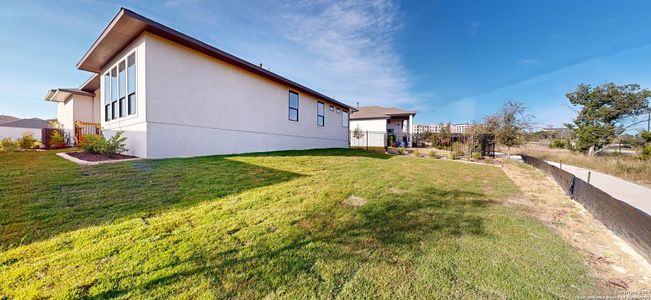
0,149,595,298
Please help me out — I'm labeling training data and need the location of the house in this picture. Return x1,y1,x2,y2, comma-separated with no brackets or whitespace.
349,106,416,147
0,118,50,141
44,8,355,158
45,75,101,131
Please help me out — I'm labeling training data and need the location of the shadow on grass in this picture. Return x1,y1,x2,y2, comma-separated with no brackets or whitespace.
84,187,493,299
0,153,303,249
232,148,391,160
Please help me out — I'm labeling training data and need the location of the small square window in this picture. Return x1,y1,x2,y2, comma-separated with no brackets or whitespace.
336,108,340,114
329,105,334,111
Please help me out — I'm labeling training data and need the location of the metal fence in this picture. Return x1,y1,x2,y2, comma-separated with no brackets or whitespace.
350,130,387,149
349,131,495,157
521,154,651,263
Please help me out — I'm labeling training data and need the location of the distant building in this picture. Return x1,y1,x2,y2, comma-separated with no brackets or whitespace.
415,123,470,134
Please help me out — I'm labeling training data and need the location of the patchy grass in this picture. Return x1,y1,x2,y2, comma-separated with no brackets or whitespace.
0,149,596,298
516,144,651,187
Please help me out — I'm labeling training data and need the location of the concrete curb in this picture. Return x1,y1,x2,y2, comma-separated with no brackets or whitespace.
56,152,143,166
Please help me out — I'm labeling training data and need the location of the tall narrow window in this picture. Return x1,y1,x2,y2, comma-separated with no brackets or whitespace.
127,54,136,115
118,61,126,118
111,67,117,119
317,102,324,127
288,91,299,121
342,111,349,127
104,72,110,121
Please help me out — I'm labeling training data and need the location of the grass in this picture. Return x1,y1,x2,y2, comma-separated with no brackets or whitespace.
0,149,596,298
516,144,651,187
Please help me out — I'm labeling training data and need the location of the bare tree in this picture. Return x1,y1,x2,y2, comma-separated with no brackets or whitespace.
484,101,534,157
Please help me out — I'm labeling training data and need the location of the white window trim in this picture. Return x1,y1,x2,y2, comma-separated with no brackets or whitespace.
103,49,138,124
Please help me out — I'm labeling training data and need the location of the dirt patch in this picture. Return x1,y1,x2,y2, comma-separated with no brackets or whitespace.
342,195,368,208
501,161,651,291
388,187,406,194
67,152,137,162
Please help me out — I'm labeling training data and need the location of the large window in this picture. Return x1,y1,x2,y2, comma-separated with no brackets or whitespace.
342,111,349,127
127,54,136,115
288,91,299,121
110,67,117,120
118,61,126,118
317,102,324,127
104,73,110,121
103,52,137,121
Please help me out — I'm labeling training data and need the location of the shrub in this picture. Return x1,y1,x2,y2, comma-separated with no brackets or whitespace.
549,139,567,149
472,151,483,160
80,134,105,154
16,133,37,149
1,138,16,151
397,148,405,155
428,150,437,158
449,142,463,160
103,132,127,156
50,130,65,148
80,132,127,157
641,145,651,160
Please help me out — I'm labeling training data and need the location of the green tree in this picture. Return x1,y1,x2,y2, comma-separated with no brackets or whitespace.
641,130,651,145
484,101,533,156
437,123,451,147
566,83,651,155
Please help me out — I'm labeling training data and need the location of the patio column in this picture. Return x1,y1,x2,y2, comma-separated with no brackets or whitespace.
408,114,414,147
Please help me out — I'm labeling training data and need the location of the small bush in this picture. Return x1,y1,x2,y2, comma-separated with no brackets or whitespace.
49,130,65,148
429,150,437,158
1,138,17,151
16,133,38,149
398,148,406,155
80,132,127,157
472,151,483,160
449,142,463,160
641,145,651,160
549,139,567,149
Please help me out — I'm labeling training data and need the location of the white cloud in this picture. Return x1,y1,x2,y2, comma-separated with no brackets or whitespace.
273,0,420,109
519,58,540,65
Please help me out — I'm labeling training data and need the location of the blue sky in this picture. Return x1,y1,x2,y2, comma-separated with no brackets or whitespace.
2,0,651,130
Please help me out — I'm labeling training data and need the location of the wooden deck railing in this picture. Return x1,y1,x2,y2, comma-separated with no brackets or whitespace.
74,121,101,146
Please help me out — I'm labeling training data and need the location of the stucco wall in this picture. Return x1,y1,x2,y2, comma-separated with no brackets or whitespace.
72,95,97,123
143,33,350,158
57,98,75,130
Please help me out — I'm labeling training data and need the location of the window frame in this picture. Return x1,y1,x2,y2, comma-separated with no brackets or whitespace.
317,101,325,127
342,111,349,127
103,50,137,122
288,91,299,122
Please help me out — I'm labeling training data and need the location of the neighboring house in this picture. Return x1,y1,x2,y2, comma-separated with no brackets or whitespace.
45,75,101,130
45,8,355,158
349,106,416,147
0,118,50,141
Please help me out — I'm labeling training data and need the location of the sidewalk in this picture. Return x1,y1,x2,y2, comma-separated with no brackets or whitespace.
545,161,651,216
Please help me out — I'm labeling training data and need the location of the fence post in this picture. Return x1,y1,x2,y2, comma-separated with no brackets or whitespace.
366,131,369,151
587,171,591,184
560,160,562,169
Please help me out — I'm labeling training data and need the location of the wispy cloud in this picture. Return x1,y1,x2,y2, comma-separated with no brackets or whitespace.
274,0,420,109
518,58,540,65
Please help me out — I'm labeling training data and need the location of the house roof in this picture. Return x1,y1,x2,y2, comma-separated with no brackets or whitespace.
76,8,356,111
0,118,50,129
350,106,416,120
44,88,95,102
80,74,100,92
0,115,20,125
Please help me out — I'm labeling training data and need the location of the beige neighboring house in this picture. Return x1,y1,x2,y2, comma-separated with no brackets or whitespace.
45,75,101,131
45,8,355,158
349,106,416,147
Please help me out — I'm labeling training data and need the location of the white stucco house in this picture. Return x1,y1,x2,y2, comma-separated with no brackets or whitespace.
45,8,355,158
349,106,416,147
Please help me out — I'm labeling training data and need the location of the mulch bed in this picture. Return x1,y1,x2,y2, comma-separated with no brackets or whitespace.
67,152,137,162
